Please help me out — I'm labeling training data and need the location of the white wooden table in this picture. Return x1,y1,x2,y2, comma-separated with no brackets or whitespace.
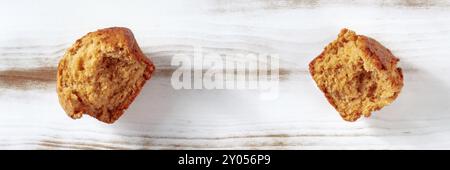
1,0,450,149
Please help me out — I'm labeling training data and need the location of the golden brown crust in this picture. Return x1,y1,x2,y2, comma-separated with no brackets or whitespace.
357,33,404,97
309,28,403,122
57,27,155,124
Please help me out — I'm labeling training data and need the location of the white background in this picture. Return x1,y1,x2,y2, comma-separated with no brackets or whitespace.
0,0,449,149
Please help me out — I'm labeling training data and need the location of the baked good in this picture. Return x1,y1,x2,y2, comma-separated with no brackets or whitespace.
309,28,403,121
57,27,155,124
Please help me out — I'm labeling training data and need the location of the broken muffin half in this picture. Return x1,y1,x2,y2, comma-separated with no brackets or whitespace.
309,28,403,121
57,27,155,124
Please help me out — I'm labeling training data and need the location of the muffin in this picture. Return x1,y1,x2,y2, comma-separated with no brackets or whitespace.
309,28,403,121
57,27,155,124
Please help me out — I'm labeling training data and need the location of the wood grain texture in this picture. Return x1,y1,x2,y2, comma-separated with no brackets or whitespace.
0,0,450,149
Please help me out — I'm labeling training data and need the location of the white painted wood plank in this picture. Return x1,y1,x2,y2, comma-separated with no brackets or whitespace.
0,0,449,149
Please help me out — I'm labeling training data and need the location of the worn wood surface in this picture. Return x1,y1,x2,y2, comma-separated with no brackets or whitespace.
1,0,450,149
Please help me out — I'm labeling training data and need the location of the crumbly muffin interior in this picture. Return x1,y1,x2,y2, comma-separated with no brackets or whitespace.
310,30,402,121
58,38,148,122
